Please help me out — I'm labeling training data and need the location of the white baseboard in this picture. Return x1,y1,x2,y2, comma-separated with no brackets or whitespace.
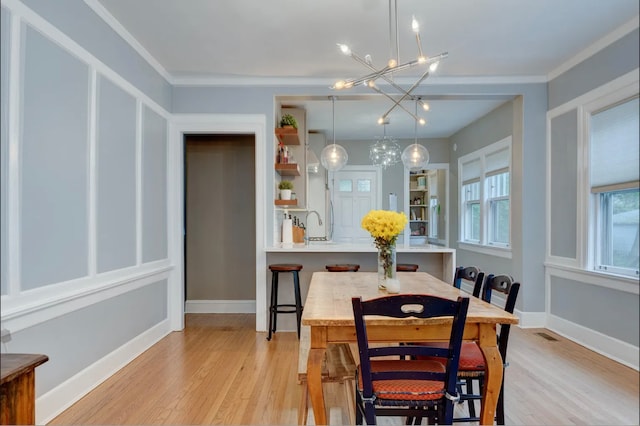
36,319,172,424
547,314,639,371
459,283,547,328
514,309,546,328
185,299,256,313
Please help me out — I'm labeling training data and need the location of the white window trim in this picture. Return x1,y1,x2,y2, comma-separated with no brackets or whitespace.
580,80,639,279
457,136,513,257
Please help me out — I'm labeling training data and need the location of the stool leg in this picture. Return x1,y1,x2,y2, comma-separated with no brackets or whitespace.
293,271,303,339
267,271,277,341
272,273,280,334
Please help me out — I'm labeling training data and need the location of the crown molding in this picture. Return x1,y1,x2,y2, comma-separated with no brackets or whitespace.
548,15,639,81
170,74,548,87
83,0,173,84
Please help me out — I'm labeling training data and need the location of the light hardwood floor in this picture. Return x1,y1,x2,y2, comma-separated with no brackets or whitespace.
50,314,639,425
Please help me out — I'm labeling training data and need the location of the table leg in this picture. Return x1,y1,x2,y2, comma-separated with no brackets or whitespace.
307,347,327,425
478,324,503,425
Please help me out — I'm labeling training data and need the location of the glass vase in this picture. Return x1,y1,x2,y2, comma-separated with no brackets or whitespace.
377,243,397,290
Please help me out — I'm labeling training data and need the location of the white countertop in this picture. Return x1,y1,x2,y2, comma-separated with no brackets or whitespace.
265,242,454,253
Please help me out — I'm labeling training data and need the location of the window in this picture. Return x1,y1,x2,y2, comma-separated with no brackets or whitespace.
590,96,639,278
458,137,511,252
357,179,371,192
338,179,352,192
487,172,510,245
462,180,480,242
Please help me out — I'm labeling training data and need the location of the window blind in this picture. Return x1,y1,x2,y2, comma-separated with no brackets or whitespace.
485,147,510,176
590,96,639,193
462,158,481,184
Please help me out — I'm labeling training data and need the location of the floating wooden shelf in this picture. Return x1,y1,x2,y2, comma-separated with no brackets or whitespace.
274,199,298,207
275,127,300,145
275,163,300,176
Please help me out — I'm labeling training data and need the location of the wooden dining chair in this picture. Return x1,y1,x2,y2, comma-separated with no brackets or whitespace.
351,294,470,425
456,274,520,424
453,266,485,298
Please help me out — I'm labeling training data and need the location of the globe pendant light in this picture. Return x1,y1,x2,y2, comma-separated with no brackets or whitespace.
320,96,348,172
402,98,430,171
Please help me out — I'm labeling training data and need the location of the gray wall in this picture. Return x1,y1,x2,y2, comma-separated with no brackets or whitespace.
21,0,172,110
548,28,640,110
20,25,90,289
96,76,137,273
9,280,168,395
0,1,172,411
550,277,638,346
546,28,639,347
449,95,548,313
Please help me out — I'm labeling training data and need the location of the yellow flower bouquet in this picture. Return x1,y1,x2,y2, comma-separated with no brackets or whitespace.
361,210,408,289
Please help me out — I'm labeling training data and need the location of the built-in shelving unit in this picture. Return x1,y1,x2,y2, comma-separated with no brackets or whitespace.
409,172,429,243
274,163,300,176
275,127,300,145
274,199,298,207
273,107,308,246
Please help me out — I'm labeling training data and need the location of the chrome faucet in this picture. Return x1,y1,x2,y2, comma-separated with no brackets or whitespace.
305,210,323,226
304,210,323,245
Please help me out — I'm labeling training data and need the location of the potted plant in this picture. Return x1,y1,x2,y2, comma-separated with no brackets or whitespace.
278,180,294,200
279,113,298,129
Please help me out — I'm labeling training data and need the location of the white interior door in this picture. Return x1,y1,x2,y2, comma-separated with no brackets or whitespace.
330,167,380,243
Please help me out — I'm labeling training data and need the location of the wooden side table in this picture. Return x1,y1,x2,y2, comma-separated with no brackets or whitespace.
1,354,49,425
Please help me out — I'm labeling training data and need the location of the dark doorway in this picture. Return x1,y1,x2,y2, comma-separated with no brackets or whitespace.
183,134,256,309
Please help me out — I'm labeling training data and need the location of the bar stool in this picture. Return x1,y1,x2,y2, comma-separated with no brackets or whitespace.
396,263,419,272
267,264,303,341
325,264,360,272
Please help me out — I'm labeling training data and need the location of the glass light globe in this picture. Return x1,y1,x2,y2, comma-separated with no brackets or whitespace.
320,144,348,172
401,143,430,171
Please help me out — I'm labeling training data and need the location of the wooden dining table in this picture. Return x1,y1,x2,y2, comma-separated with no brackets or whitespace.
301,271,519,425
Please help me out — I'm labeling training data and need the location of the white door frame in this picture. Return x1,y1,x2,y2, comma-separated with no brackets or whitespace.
168,114,267,331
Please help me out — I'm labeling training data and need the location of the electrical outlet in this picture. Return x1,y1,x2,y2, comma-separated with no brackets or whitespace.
1,328,11,343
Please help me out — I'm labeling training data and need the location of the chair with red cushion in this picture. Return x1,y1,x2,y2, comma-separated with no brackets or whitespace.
351,294,469,425
457,274,520,424
410,274,520,424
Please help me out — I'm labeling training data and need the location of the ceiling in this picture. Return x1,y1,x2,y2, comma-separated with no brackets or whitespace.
95,0,638,140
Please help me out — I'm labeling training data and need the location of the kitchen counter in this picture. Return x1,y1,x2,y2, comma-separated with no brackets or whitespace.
262,243,456,333
265,242,454,254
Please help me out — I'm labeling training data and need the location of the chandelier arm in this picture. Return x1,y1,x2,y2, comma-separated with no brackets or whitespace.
349,53,394,80
338,52,448,89
369,85,422,122
380,68,431,120
343,64,393,87
415,32,424,60
370,52,448,76
355,53,420,96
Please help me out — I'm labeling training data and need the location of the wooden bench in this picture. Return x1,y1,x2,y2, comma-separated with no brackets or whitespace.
297,326,356,425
